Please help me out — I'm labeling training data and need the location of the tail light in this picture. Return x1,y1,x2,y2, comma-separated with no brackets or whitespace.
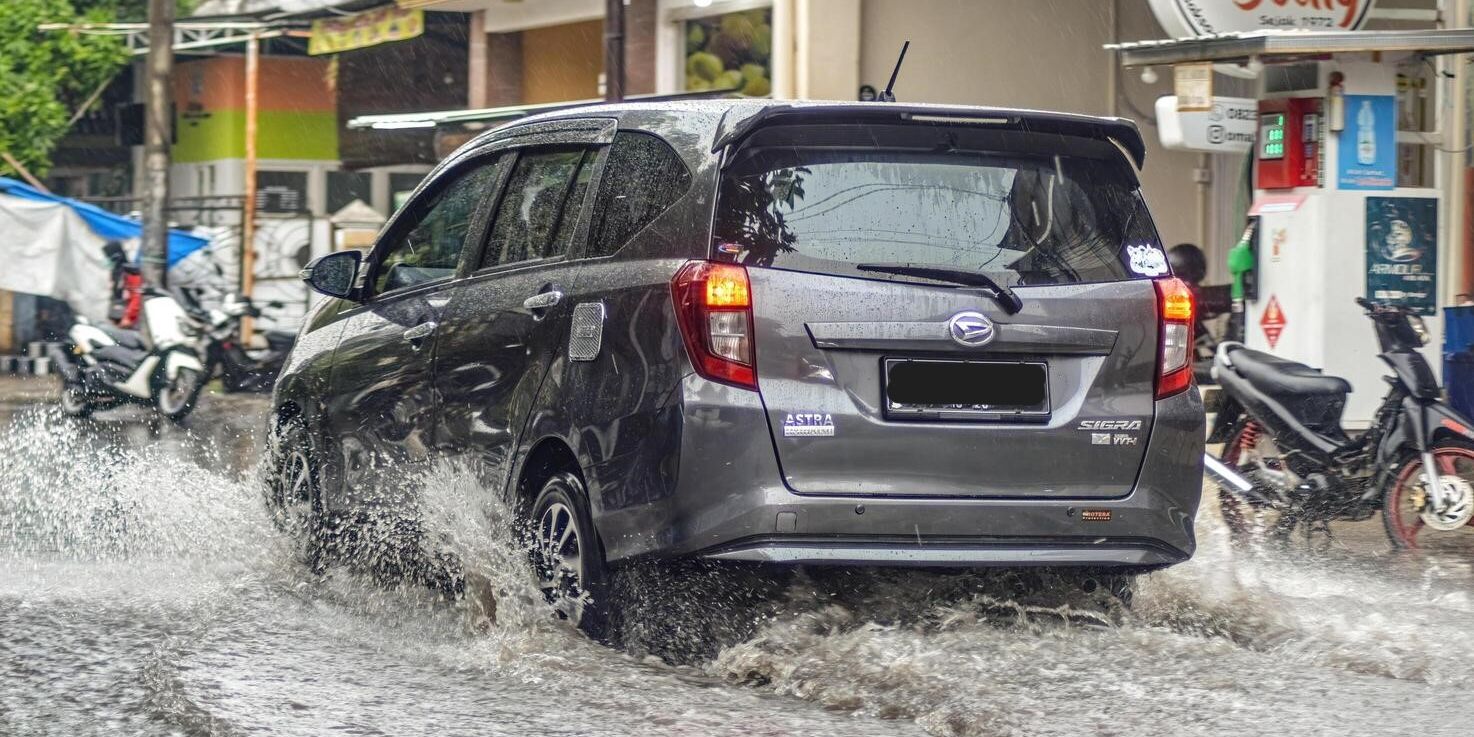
671,261,757,390
1155,277,1195,399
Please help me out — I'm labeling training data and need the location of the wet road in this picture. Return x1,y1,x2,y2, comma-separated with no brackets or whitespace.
1,377,1469,736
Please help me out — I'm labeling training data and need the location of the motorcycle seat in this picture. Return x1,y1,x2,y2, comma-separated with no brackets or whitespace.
1225,346,1351,398
263,331,295,352
99,324,148,351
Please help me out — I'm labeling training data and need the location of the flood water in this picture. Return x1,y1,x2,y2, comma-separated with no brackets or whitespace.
1,378,1469,736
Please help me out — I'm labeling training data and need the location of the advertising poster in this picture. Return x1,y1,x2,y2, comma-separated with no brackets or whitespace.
1338,95,1396,190
1366,197,1439,315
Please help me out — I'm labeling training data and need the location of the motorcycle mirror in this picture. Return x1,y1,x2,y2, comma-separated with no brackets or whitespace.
300,250,362,300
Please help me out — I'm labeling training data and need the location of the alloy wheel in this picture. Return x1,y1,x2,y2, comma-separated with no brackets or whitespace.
535,501,586,626
1386,446,1474,550
278,448,315,535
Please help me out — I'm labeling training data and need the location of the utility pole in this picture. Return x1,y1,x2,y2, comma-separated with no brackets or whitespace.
603,0,625,102
240,33,260,341
141,0,174,288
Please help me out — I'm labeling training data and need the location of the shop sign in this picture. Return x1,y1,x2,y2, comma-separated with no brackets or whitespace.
1156,95,1256,153
1148,0,1377,37
1338,95,1396,191
1366,197,1439,316
1174,63,1214,111
1260,294,1287,349
309,6,424,56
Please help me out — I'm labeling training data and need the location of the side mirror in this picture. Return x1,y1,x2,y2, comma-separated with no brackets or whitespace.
300,250,362,300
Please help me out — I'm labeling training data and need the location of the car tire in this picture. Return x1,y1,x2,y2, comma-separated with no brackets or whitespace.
528,471,610,640
267,416,329,573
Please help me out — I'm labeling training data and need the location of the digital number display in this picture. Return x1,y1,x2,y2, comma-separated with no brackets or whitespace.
1259,113,1286,160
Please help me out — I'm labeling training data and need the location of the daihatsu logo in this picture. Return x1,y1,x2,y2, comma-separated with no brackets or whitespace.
947,311,995,347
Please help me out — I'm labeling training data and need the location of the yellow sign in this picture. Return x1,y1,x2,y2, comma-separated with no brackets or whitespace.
309,6,424,56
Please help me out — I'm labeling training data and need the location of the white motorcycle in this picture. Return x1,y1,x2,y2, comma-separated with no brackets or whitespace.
51,289,209,421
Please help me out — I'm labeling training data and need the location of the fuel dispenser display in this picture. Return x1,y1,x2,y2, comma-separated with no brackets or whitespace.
1256,98,1321,190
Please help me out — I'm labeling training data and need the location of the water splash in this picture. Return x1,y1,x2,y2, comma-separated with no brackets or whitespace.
2,400,1469,736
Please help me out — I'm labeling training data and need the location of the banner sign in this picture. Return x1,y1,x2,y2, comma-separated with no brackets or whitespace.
1366,197,1439,316
1156,95,1257,153
1338,95,1396,191
1148,0,1377,37
310,6,424,56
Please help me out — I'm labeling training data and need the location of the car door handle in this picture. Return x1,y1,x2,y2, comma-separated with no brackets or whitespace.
402,321,438,343
522,291,563,310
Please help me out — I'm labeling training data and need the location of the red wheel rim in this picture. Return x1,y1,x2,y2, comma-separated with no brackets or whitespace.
1386,447,1474,549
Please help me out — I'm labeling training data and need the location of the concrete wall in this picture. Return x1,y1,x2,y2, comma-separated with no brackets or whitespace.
856,0,1202,252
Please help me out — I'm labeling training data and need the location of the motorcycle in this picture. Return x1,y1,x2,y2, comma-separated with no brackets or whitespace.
200,294,294,393
50,289,209,421
1205,297,1474,550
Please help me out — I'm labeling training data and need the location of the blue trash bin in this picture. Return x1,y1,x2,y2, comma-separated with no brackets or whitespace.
1447,306,1474,419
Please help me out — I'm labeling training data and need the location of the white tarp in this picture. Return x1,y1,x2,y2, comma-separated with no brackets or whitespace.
0,194,113,320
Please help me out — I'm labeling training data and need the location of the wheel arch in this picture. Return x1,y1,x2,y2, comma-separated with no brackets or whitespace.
513,435,587,521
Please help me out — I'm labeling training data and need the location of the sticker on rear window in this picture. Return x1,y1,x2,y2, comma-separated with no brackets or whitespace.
1125,244,1169,277
783,413,835,437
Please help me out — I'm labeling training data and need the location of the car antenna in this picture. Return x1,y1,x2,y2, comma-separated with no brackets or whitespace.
877,41,909,102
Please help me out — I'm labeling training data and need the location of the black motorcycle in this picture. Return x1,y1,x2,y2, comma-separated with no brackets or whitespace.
197,293,295,394
1205,298,1474,551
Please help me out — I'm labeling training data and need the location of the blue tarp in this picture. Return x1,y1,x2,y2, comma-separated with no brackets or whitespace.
0,176,209,267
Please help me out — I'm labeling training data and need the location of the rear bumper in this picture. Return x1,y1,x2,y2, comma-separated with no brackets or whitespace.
590,377,1205,569
698,536,1187,568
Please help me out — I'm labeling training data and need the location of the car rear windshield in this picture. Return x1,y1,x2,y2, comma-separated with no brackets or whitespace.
713,123,1160,286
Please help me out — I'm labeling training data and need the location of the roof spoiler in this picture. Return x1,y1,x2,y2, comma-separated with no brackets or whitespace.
712,104,1147,169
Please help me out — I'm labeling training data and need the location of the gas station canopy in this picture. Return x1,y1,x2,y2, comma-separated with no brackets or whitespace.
1108,28,1474,68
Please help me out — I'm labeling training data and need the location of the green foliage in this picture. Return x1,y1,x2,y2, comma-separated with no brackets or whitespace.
75,1,201,23
0,0,130,178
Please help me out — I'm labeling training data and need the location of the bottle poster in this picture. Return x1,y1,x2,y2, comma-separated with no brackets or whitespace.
1338,95,1396,190
1365,197,1438,316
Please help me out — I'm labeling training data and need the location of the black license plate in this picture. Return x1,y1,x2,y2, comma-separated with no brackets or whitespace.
884,359,1050,421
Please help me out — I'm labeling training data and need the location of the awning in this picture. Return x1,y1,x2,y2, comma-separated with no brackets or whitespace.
0,177,209,267
0,177,213,319
1106,28,1474,68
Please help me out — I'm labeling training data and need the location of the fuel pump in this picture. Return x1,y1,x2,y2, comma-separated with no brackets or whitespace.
1256,98,1321,191
1108,29,1474,425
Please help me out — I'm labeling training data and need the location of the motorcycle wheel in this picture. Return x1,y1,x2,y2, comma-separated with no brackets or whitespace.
1382,438,1474,552
1216,421,1296,545
59,382,93,418
154,367,204,421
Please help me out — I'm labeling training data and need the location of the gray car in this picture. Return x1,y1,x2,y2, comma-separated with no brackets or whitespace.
275,99,1205,636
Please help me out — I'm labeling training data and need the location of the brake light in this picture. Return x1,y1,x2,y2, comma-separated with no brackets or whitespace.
1155,277,1195,399
671,261,757,390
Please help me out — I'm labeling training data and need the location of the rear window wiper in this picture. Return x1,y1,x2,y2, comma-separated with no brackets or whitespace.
855,263,1023,314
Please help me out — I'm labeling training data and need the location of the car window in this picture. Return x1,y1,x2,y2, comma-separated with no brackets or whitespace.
713,125,1155,286
550,153,595,257
374,159,501,296
481,148,589,269
586,131,691,258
